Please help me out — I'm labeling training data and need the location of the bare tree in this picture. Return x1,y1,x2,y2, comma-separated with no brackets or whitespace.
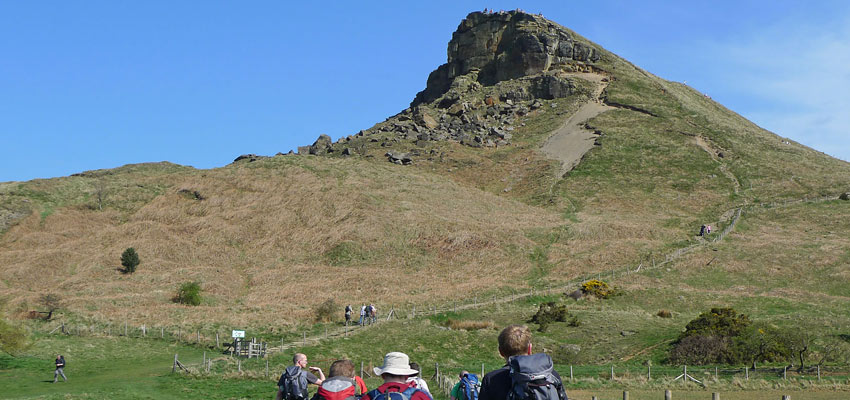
94,179,106,211
39,294,62,320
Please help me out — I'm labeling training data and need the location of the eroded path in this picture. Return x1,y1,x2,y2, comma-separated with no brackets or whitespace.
541,73,614,177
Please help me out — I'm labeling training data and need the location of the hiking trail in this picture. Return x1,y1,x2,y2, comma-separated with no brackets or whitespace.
541,73,614,177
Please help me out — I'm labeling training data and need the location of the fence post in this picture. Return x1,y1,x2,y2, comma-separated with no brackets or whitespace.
481,363,485,377
172,353,178,373
362,361,365,378
745,367,748,380
303,332,306,345
413,306,416,318
238,358,241,373
610,365,614,380
664,389,671,400
817,365,821,380
203,351,206,366
783,366,787,380
197,330,200,343
712,393,719,400
647,365,651,380
570,365,573,381
124,321,128,336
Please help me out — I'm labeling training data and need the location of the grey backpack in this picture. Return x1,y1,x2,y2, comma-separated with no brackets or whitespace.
279,366,309,400
506,354,567,400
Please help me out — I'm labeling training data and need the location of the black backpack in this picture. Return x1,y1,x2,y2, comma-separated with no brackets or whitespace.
506,354,567,400
279,365,309,400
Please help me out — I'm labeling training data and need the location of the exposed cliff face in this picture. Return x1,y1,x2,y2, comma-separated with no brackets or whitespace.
412,11,602,106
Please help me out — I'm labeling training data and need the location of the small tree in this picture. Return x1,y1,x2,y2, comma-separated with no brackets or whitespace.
121,247,140,274
39,294,62,320
174,282,202,306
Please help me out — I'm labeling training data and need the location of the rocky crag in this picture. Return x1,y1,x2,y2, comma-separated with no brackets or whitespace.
236,10,607,165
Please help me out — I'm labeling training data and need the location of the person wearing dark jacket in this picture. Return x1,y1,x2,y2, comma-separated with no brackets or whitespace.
479,325,567,400
53,354,67,383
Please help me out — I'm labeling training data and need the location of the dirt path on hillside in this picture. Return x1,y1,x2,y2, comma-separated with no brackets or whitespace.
695,136,741,194
541,73,614,177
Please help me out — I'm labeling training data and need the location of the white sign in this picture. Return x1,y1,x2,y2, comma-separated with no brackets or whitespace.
232,330,245,338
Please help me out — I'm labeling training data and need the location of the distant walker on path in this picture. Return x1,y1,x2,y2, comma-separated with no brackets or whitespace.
53,354,67,383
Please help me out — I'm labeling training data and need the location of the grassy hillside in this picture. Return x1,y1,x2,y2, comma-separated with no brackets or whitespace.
0,12,848,382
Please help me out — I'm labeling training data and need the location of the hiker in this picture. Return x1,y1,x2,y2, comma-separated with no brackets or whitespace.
706,225,712,234
312,359,357,400
345,304,352,326
359,304,366,326
362,352,433,400
699,224,706,236
406,362,430,395
52,354,67,383
479,325,568,400
369,304,377,324
277,353,325,400
450,370,480,400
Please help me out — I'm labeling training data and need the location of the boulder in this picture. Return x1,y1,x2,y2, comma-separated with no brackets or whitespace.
385,151,413,165
840,192,849,201
308,134,333,155
233,154,268,163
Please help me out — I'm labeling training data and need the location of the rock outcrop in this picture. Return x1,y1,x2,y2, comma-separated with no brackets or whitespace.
253,10,607,165
413,10,602,106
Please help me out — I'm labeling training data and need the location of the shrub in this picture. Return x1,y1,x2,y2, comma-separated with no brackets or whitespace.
38,294,62,320
670,334,729,365
657,310,672,318
174,282,202,306
120,247,140,274
679,307,750,340
314,298,339,323
580,279,616,299
530,301,570,332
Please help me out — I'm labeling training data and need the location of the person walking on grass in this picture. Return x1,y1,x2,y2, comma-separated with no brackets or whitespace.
277,353,325,400
53,354,67,383
345,304,352,326
311,359,358,400
362,352,433,400
359,304,366,326
479,325,567,400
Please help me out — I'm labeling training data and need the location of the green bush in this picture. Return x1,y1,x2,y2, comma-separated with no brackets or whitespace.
120,247,140,274
670,307,757,365
174,282,202,306
529,301,570,332
679,307,751,340
314,298,339,323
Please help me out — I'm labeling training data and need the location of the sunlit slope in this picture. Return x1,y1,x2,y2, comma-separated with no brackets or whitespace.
0,156,561,327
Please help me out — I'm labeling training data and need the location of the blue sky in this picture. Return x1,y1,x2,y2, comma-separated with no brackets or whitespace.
1,1,848,182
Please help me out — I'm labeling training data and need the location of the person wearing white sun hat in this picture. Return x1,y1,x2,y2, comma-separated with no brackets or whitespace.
361,352,433,400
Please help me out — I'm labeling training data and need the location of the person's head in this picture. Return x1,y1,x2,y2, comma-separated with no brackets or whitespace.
498,324,532,359
409,362,421,377
329,359,356,378
293,353,308,367
459,370,470,379
373,352,419,383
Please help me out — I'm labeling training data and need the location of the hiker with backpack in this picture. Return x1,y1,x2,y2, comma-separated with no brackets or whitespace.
361,352,433,400
312,359,358,400
277,353,326,400
345,305,352,326
479,325,568,400
359,304,367,326
450,371,480,400
406,362,430,395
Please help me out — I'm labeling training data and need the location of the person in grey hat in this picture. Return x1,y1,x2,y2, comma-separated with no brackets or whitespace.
361,352,433,400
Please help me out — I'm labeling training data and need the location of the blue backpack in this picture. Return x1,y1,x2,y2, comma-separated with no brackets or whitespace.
460,373,480,400
367,386,429,400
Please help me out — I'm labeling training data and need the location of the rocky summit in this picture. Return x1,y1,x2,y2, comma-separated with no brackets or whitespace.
260,10,607,163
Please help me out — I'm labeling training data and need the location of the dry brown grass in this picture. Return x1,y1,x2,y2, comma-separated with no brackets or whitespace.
445,318,496,331
0,156,562,328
